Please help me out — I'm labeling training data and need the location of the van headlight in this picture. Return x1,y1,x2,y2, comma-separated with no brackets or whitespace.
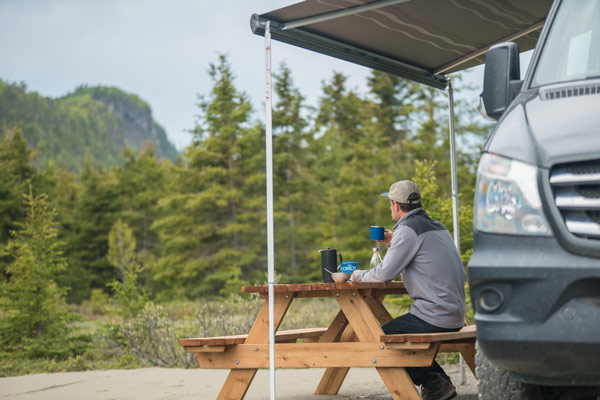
474,153,551,236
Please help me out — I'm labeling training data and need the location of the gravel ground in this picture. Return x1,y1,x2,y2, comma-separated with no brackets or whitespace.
0,364,478,400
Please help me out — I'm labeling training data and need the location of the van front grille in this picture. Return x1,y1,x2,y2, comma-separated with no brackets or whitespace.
550,160,600,240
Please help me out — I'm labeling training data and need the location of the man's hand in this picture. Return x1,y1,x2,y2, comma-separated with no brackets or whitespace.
378,229,393,247
350,269,360,282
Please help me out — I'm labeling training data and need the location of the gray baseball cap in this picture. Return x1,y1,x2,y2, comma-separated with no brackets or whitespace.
381,180,421,204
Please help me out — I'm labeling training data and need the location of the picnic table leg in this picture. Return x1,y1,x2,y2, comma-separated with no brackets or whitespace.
216,292,294,400
217,369,258,400
314,322,355,395
336,291,425,400
315,293,392,395
364,294,393,325
454,343,476,377
377,367,422,400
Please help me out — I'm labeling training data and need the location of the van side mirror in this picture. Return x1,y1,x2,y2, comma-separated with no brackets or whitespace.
480,42,522,120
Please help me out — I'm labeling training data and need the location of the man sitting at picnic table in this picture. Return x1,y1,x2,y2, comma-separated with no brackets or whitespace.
351,180,466,400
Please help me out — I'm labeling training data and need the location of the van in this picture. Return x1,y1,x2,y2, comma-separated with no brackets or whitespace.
469,0,600,398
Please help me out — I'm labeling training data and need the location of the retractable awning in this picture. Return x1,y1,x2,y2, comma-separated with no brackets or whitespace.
251,0,553,89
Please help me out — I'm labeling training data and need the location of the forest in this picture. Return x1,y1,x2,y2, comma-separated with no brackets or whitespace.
0,80,179,172
0,54,490,374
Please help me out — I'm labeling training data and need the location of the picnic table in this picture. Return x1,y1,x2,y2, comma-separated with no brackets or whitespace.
180,282,476,400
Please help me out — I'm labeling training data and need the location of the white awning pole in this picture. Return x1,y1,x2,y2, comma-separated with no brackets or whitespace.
448,79,466,385
264,21,276,400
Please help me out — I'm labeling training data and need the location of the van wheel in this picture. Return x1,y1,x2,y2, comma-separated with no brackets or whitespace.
475,341,543,400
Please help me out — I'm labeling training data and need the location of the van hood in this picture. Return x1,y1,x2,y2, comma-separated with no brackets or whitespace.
486,83,600,169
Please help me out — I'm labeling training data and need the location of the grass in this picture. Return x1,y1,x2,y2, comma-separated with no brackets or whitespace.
0,292,473,377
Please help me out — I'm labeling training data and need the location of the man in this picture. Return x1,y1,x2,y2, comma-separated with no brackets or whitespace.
351,180,466,400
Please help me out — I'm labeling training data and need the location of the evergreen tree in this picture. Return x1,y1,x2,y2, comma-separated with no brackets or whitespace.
0,128,37,280
107,219,148,317
272,63,318,280
0,128,36,246
367,70,419,143
0,185,73,354
64,162,120,301
312,73,380,268
406,76,489,204
151,55,264,297
114,143,171,264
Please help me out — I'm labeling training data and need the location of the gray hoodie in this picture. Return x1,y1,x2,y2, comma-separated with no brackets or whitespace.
354,208,466,329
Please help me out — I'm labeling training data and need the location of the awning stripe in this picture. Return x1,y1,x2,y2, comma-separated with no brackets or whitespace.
434,18,545,75
282,0,409,30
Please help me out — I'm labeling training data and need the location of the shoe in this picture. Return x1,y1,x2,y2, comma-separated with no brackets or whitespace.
420,373,457,400
439,373,454,385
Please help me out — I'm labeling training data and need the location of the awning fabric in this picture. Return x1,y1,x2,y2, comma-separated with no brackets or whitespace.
251,0,553,89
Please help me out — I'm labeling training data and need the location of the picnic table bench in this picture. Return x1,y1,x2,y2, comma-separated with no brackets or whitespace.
180,282,476,400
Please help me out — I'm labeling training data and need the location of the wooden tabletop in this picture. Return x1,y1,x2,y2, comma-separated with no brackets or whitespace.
242,281,406,294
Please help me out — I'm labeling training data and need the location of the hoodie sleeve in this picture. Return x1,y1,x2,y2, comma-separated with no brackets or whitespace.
353,225,419,282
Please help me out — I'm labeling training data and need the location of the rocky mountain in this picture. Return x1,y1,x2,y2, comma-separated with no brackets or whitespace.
0,80,178,172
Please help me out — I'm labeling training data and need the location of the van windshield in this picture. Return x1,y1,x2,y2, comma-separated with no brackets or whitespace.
532,0,600,87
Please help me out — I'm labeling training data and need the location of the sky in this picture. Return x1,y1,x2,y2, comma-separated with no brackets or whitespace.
0,0,526,151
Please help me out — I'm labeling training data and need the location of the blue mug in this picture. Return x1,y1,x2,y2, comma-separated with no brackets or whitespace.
340,261,358,273
370,226,384,241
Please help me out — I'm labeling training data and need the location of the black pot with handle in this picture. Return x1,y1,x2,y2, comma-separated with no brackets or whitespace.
319,247,342,283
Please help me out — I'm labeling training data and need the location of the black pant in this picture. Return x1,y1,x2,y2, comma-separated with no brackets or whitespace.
382,313,460,385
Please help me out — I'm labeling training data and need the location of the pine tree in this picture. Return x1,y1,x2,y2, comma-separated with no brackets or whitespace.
0,128,36,246
312,73,380,268
367,70,419,143
64,162,121,301
0,184,73,354
114,144,171,264
272,63,318,280
151,55,264,297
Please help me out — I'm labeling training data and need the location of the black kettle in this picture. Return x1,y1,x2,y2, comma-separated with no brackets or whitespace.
319,247,342,283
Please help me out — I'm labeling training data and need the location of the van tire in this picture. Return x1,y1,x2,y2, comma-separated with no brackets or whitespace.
475,341,543,400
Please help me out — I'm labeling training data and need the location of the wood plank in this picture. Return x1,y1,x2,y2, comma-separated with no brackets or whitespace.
314,312,353,395
439,343,458,353
241,281,407,294
310,282,334,291
336,291,384,342
180,327,328,347
277,327,327,341
216,369,257,400
455,343,476,376
377,367,422,400
216,292,293,400
293,288,407,298
314,366,349,395
295,290,335,298
181,335,246,347
319,310,349,343
184,345,226,352
384,343,433,350
364,294,394,325
195,343,438,369
381,325,477,343
315,291,391,395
